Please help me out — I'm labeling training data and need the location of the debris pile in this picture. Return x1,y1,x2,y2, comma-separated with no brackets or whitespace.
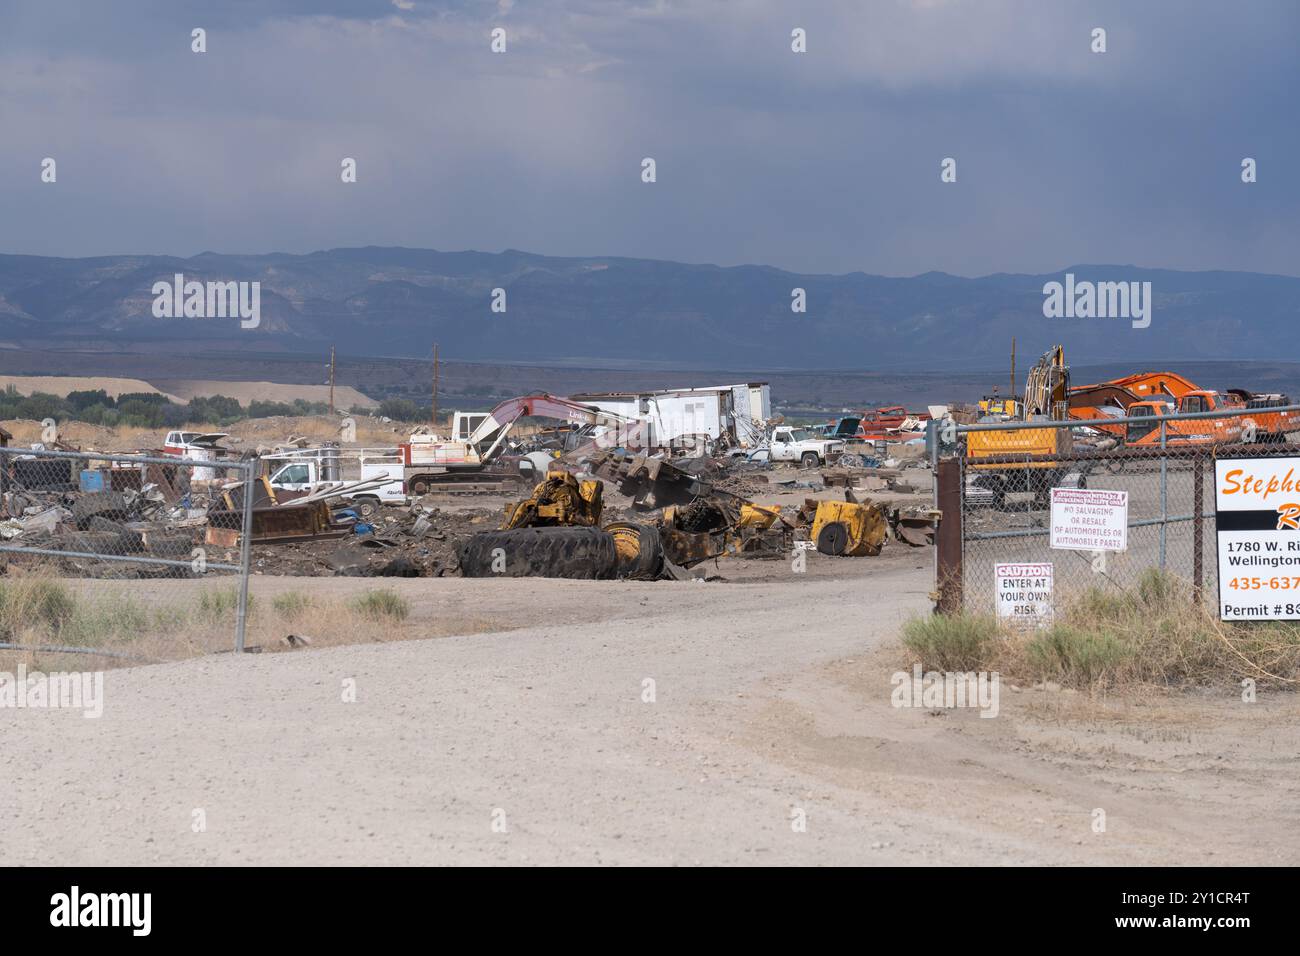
1,418,939,582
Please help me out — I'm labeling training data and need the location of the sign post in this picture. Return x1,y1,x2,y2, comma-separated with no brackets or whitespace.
1215,457,1300,621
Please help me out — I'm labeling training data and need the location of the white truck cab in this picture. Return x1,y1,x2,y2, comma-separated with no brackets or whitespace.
769,427,845,467
266,452,406,517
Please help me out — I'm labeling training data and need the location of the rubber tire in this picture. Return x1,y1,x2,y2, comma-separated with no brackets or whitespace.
72,491,131,529
458,527,619,579
816,521,850,556
604,522,663,579
800,452,820,469
148,534,195,559
351,496,379,519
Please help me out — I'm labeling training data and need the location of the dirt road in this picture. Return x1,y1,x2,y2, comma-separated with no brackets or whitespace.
4,559,1299,865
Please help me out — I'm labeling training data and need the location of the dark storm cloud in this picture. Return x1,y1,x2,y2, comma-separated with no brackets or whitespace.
0,0,1296,276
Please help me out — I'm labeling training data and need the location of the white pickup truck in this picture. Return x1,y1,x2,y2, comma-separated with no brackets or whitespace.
769,426,845,467
267,455,406,517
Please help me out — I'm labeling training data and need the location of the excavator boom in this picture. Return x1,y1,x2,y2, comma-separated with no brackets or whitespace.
466,394,636,446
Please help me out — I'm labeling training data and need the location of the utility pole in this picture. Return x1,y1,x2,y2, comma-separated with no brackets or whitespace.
328,345,336,415
1009,337,1016,413
432,342,439,429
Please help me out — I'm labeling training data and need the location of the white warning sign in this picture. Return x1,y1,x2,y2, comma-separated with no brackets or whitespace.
1050,488,1128,552
995,562,1054,629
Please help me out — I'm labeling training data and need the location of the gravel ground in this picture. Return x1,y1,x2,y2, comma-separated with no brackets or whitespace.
4,555,1299,866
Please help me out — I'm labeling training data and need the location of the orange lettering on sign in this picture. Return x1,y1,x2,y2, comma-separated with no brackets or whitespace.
1278,502,1300,530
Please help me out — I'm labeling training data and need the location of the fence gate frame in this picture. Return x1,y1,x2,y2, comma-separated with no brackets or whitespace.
932,402,1300,617
0,446,256,655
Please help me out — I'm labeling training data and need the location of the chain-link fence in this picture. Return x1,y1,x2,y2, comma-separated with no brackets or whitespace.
934,404,1300,618
0,446,254,659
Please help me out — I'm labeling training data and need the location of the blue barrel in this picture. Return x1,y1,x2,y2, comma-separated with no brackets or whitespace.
79,469,106,492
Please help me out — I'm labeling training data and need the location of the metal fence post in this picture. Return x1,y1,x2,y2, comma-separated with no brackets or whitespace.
1192,451,1204,605
1158,418,1168,570
931,427,940,608
935,456,963,614
234,458,256,653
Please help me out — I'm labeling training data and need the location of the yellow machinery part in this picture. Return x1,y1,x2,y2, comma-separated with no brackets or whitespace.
966,426,1072,470
737,503,781,529
502,470,604,529
809,500,886,557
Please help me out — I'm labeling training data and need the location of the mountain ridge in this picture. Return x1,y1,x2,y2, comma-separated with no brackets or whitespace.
1,247,1296,370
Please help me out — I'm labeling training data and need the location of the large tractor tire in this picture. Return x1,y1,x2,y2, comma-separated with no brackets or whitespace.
458,527,619,579
604,521,664,579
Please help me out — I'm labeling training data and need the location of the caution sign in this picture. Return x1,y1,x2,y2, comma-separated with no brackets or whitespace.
995,563,1053,629
1050,488,1128,552
1215,457,1300,621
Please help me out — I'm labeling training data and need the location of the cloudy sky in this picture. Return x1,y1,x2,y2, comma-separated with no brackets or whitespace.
1,0,1296,277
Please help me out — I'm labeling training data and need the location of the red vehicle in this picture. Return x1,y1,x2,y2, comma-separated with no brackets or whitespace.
854,406,930,440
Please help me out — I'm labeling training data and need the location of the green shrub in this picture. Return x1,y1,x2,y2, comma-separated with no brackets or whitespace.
196,587,252,620
901,613,999,672
350,589,410,622
272,592,314,619
0,578,77,637
62,596,152,646
1026,625,1134,685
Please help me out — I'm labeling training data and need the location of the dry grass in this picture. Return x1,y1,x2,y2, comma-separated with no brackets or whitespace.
902,570,1300,692
1,414,400,451
1,419,162,448
0,575,495,671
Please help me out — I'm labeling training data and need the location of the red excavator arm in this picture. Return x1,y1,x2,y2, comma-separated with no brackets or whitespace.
466,394,635,446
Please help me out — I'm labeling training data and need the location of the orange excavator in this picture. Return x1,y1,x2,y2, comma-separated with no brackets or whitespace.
1068,371,1200,436
1069,371,1298,444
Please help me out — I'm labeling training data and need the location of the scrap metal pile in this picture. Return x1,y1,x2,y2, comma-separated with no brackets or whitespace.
0,450,425,578
0,435,936,581
456,451,935,581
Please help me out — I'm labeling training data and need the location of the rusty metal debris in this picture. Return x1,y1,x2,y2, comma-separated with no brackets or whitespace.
589,451,721,509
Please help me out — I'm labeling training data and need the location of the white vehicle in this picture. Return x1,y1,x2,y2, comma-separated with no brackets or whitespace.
768,426,844,468
162,431,232,481
266,455,406,518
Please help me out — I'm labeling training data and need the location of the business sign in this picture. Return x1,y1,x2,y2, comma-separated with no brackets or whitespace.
1050,488,1128,552
1215,457,1300,620
995,563,1054,629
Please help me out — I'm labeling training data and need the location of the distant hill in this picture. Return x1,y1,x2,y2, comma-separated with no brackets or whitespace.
1,247,1296,370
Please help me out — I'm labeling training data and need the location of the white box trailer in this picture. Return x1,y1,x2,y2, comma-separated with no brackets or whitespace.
571,383,770,451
